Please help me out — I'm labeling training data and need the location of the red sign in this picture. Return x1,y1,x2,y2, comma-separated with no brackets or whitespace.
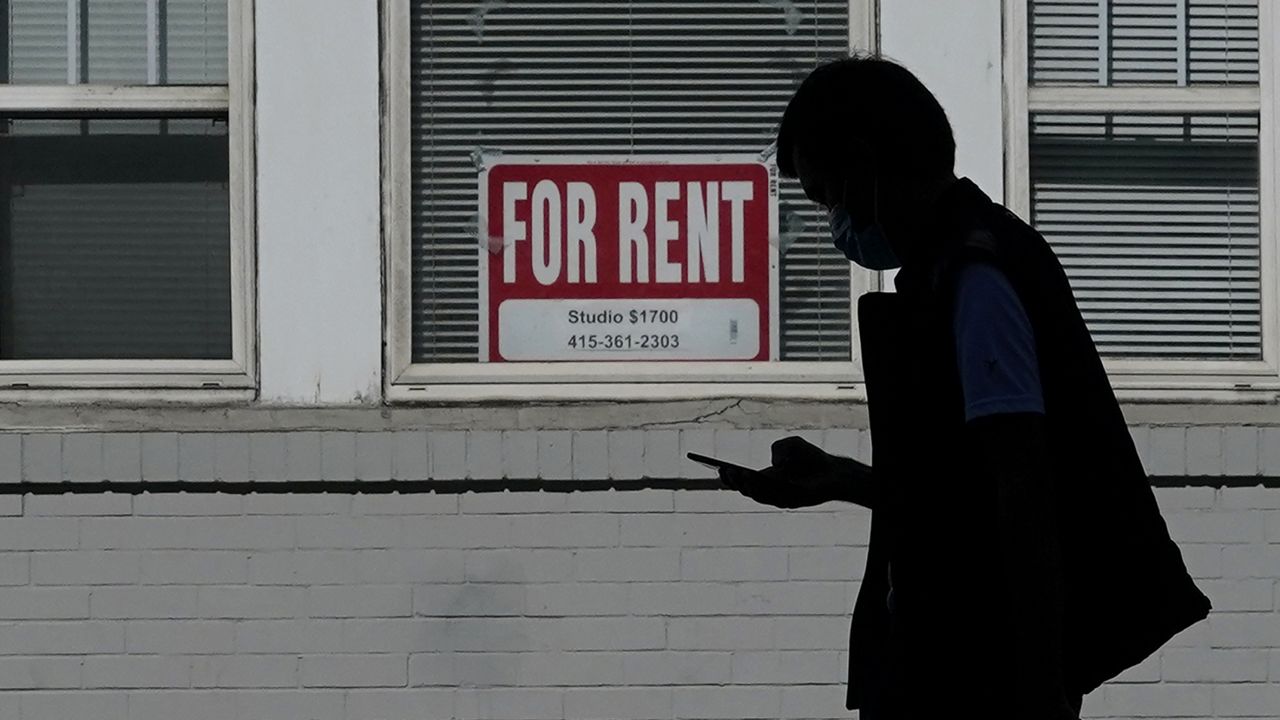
479,156,778,362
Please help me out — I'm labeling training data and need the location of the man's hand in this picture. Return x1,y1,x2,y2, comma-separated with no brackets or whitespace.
717,436,876,510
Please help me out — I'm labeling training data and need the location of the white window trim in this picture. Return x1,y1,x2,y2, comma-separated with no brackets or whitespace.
382,0,880,402
0,0,256,400
1003,0,1280,402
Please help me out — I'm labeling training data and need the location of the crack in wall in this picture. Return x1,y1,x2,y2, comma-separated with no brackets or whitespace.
632,399,746,429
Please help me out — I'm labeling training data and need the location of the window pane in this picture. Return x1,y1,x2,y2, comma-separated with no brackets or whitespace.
1030,112,1260,359
87,0,149,84
3,0,228,85
5,0,70,84
165,0,230,84
1030,0,1259,86
411,0,853,363
0,116,231,360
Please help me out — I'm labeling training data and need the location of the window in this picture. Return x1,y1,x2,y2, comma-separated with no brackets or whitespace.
385,0,877,400
1005,0,1280,395
0,0,255,393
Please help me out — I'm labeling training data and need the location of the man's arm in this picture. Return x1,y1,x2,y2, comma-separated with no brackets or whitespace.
826,454,879,510
968,411,1075,718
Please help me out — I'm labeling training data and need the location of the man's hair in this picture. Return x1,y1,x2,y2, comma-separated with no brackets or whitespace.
776,55,956,181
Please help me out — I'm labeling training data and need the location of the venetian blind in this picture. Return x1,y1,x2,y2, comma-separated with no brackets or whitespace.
0,118,232,360
411,0,854,363
1,2,231,361
1028,0,1261,359
1030,0,1258,85
4,0,228,85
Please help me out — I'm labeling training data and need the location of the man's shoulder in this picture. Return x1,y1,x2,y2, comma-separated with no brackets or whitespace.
951,258,1018,304
960,228,1000,256
930,230,1005,303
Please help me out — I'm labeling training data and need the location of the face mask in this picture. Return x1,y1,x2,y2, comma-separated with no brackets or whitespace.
827,178,901,270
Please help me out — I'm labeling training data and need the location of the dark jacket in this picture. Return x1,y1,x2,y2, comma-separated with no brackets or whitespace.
845,178,1211,716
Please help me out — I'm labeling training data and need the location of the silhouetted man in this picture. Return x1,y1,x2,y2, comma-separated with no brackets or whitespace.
717,56,1210,719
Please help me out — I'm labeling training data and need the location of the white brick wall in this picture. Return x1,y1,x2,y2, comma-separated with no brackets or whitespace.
0,424,1276,719
11,424,1276,484
0,485,1268,720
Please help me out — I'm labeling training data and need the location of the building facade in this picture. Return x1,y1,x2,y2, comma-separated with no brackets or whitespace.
0,1,1277,718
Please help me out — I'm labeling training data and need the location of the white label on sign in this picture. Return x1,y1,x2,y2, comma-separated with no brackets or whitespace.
498,298,760,361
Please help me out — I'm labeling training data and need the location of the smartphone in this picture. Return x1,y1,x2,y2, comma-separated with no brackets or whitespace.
686,452,757,473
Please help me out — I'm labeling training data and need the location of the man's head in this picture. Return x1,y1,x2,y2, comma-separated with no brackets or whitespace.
777,55,956,266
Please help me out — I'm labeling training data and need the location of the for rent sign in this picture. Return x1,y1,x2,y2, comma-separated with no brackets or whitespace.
478,156,778,362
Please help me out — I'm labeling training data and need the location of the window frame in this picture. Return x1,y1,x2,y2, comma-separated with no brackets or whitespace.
0,0,256,399
381,0,880,402
1003,0,1280,401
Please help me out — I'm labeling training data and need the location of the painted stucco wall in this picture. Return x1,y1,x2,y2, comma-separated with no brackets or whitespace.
256,0,382,404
